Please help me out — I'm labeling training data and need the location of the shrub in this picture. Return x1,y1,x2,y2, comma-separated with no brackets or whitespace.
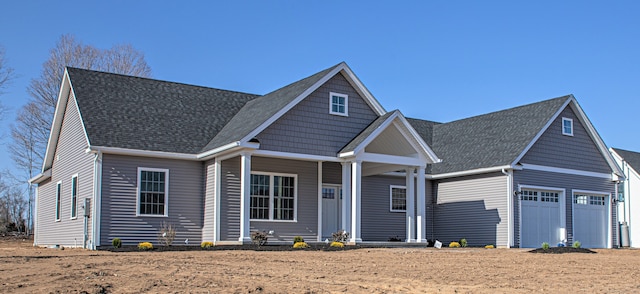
332,230,349,243
459,238,468,247
572,241,582,249
112,238,122,248
293,242,309,249
388,236,402,242
251,231,268,246
330,241,345,248
201,241,214,248
485,244,495,249
157,222,176,247
449,241,461,248
541,242,550,250
293,236,304,244
138,242,153,250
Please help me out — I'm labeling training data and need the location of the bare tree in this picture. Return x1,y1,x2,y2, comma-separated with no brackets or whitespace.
0,45,16,118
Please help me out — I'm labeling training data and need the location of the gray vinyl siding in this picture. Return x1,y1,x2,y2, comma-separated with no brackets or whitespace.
202,160,216,242
434,173,508,247
361,176,407,241
219,157,241,241
322,162,342,185
250,157,319,242
100,154,204,246
256,73,379,156
513,169,617,247
35,91,94,247
520,106,610,173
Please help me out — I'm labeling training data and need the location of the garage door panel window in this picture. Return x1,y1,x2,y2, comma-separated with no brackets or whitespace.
574,194,605,206
521,190,537,201
540,191,559,203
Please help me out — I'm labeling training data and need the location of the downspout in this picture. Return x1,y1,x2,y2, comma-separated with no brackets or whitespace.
501,168,513,248
91,151,103,250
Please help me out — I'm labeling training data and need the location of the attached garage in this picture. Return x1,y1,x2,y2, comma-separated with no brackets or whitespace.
572,192,609,248
520,188,564,248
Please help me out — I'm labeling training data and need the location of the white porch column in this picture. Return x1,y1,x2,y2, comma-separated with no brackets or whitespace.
350,160,362,243
341,162,352,232
317,161,323,242
239,153,252,243
405,166,416,242
416,166,426,243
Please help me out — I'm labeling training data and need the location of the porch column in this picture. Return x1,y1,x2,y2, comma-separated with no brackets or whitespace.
416,166,426,243
350,160,362,243
239,152,252,243
317,161,323,242
405,166,416,242
341,162,352,232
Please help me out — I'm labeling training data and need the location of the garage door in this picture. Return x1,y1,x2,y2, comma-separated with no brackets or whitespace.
520,189,562,248
573,193,608,248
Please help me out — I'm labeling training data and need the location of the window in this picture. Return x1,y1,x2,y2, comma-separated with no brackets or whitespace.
562,117,573,136
329,92,348,116
55,181,62,221
540,191,559,203
250,172,296,221
137,168,169,216
574,193,605,206
520,190,538,201
70,175,78,219
390,185,407,212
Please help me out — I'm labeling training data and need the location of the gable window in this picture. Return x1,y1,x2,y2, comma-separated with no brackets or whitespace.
70,175,78,219
55,181,62,221
390,185,407,212
250,172,296,221
329,92,348,116
137,168,169,216
562,117,573,136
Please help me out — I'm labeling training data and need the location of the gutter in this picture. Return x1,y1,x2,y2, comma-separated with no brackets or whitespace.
428,165,517,179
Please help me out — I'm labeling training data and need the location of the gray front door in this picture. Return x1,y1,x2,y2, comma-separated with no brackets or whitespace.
322,185,340,238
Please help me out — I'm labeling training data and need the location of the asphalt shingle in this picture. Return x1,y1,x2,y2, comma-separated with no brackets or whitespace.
612,148,640,174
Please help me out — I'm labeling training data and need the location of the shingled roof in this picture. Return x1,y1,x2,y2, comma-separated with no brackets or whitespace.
68,67,259,154
409,96,571,174
612,148,640,173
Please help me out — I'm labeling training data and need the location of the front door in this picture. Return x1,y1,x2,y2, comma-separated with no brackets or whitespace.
322,185,341,239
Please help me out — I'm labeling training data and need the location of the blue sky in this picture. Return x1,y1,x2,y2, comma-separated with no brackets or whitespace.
1,1,639,176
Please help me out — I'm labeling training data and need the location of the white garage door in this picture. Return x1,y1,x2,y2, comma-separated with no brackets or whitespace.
520,189,563,248
573,193,608,248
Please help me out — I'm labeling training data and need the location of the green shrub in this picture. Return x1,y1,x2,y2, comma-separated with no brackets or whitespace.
485,244,495,249
138,242,153,250
293,242,309,249
293,236,304,244
449,241,461,248
201,241,214,248
459,238,468,247
330,241,345,248
541,242,550,250
112,238,122,248
572,241,581,249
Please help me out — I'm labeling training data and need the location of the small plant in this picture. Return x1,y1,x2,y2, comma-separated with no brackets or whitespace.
201,241,214,248
293,236,304,244
138,242,153,250
157,222,177,247
541,242,550,250
388,236,402,242
330,241,345,248
485,244,495,249
572,241,581,249
293,242,310,249
459,238,468,247
332,230,349,243
251,231,268,246
112,238,122,248
449,241,461,248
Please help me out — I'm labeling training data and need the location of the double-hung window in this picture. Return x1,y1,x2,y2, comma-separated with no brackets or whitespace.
562,117,573,136
55,181,62,221
329,92,348,116
70,175,78,219
137,168,169,216
250,172,296,221
390,185,407,212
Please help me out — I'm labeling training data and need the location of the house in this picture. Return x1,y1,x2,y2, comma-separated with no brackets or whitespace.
610,148,640,247
29,62,623,249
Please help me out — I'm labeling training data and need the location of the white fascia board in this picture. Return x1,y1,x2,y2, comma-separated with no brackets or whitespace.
520,163,613,179
339,63,386,115
196,142,242,160
430,165,514,179
350,111,399,156
88,146,198,160
29,169,52,184
42,69,72,171
394,113,441,163
252,150,342,162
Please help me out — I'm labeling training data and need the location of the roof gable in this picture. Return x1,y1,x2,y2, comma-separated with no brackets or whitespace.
612,148,640,175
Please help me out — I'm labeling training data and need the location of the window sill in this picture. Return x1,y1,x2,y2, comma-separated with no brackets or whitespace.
136,214,169,218
389,210,406,213
70,217,77,220
250,219,298,223
329,112,348,117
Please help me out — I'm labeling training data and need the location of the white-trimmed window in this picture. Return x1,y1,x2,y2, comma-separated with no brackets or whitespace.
137,168,169,216
250,172,297,221
562,117,573,136
390,185,407,212
55,181,62,221
574,193,605,206
329,92,348,116
70,175,78,219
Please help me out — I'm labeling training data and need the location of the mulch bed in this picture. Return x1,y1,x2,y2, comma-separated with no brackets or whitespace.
528,247,597,254
101,244,371,252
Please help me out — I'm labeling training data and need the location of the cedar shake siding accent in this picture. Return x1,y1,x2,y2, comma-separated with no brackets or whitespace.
100,154,204,246
219,157,241,241
513,169,616,247
520,107,610,173
202,160,216,242
35,91,94,247
256,73,379,156
434,173,508,247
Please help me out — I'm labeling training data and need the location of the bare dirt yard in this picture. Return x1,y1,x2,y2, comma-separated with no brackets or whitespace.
1,238,640,293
